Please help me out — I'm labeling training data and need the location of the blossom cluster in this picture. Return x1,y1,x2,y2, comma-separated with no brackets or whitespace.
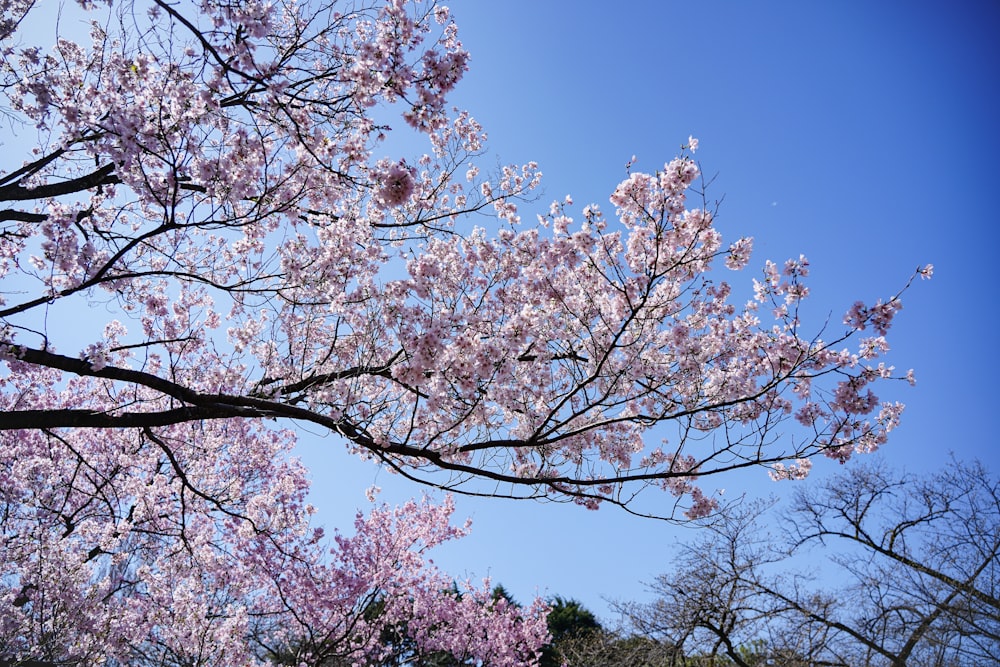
0,400,548,664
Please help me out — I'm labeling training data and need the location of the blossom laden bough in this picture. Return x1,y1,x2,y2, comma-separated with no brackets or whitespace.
0,0,926,515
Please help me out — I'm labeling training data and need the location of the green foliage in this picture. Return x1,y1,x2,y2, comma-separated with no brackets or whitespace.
540,596,603,667
547,596,602,642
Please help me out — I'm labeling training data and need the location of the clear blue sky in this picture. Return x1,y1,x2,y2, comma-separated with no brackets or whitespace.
299,0,1000,621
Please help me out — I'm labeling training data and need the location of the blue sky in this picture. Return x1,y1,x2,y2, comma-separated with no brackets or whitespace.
300,1,1000,620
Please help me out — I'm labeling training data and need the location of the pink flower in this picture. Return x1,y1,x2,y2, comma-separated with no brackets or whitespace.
377,160,416,208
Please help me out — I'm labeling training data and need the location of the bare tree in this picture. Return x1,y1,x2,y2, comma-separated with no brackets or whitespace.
613,459,1000,667
615,500,827,667
553,630,679,667
784,458,1000,666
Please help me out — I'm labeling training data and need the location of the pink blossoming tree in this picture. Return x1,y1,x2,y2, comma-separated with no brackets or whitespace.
0,0,927,663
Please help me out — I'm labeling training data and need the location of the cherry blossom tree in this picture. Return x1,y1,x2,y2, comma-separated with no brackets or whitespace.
0,0,928,663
